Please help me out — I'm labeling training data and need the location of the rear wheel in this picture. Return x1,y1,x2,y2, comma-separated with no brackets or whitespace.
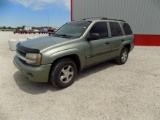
50,58,77,88
116,47,129,65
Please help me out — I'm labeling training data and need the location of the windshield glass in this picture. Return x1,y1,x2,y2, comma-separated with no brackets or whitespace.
55,21,91,38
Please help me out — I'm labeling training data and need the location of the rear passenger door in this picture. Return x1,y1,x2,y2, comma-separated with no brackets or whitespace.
108,22,125,58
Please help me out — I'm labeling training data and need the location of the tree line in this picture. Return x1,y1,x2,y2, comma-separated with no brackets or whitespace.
0,25,52,30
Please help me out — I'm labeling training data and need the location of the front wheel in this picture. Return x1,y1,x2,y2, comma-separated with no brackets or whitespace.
50,58,77,88
116,47,129,65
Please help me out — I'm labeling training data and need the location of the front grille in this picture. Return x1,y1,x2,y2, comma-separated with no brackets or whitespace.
16,49,27,64
18,57,26,64
16,43,40,66
17,49,26,57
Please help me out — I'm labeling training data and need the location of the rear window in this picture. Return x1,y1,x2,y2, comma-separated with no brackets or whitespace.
122,23,133,35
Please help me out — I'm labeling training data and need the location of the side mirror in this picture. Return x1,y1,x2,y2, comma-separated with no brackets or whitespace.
87,33,100,41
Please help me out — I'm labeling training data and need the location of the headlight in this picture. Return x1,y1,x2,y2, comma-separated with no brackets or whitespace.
26,53,42,66
26,53,37,60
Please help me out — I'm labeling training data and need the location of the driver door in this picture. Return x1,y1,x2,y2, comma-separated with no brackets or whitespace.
84,22,112,66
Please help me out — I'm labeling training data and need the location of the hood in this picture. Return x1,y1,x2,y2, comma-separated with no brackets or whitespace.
20,36,70,51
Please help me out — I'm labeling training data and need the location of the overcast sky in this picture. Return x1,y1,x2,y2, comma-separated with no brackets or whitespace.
0,0,70,27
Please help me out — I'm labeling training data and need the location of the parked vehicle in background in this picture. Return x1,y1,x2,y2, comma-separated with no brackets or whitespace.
33,29,39,32
48,27,56,36
14,29,27,34
24,26,32,31
38,27,54,34
13,17,134,88
48,27,54,32
38,29,47,34
32,29,39,34
14,29,21,34
13,27,54,34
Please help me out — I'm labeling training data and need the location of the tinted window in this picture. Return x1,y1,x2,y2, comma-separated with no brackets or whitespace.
90,22,108,38
110,22,123,37
122,23,133,35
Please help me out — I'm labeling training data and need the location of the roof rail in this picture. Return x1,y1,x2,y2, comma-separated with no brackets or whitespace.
83,17,103,20
83,17,125,22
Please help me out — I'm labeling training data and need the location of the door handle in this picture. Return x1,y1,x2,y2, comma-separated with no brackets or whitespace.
105,42,110,45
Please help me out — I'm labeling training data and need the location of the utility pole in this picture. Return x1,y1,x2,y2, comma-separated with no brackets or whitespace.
48,12,50,27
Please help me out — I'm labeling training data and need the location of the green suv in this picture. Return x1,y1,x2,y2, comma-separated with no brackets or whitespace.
13,17,134,88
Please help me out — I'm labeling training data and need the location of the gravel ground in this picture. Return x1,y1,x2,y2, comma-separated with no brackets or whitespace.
0,31,160,120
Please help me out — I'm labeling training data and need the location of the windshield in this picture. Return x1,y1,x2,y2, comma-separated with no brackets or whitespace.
55,21,91,38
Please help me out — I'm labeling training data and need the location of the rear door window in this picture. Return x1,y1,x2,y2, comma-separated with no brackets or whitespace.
109,22,123,37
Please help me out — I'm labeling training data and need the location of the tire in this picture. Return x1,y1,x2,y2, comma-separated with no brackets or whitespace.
116,47,129,65
50,58,77,88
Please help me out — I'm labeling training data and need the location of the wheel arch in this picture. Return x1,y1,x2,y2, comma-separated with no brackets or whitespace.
123,44,131,52
49,54,81,80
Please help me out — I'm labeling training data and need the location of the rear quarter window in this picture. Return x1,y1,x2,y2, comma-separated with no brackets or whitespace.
122,23,133,35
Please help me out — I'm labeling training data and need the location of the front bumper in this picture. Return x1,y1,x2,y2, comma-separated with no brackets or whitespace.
13,56,51,82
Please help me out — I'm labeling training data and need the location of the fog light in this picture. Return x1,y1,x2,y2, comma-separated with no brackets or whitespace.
28,73,33,77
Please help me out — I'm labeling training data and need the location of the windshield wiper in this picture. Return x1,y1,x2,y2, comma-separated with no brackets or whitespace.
54,34,60,37
54,34,72,38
